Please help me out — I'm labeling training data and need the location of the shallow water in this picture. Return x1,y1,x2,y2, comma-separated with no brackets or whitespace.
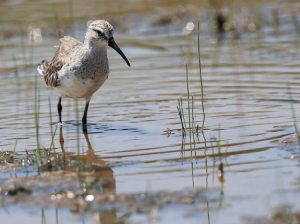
1,0,300,223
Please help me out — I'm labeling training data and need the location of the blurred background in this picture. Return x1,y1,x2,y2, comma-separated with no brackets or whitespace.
1,0,300,224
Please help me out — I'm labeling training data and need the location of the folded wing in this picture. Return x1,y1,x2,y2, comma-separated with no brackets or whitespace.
38,36,83,87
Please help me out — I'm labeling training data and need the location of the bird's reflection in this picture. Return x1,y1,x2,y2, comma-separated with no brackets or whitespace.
58,127,126,224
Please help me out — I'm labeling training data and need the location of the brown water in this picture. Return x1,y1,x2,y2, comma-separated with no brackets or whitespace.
1,0,300,223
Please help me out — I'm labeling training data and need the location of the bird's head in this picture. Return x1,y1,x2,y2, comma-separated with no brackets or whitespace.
85,20,130,67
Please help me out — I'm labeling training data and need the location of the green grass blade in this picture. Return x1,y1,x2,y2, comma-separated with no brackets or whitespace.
287,83,300,148
180,97,187,130
34,76,41,166
186,63,191,133
13,137,18,153
197,20,205,131
192,95,194,132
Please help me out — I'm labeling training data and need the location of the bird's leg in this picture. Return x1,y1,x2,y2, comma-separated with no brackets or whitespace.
82,98,91,126
57,96,63,124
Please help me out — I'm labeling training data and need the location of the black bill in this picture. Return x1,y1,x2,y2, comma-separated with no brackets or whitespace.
108,37,131,67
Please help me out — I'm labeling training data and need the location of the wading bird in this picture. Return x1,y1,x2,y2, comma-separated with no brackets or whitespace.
38,20,130,128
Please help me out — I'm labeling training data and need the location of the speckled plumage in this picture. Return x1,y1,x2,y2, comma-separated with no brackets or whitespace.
38,21,112,98
37,20,130,126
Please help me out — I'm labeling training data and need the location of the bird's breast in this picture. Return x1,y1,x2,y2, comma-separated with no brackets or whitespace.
56,65,108,99
74,53,109,79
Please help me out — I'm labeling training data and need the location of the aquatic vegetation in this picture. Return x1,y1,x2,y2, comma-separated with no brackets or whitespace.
177,19,205,136
287,84,300,149
1,0,300,223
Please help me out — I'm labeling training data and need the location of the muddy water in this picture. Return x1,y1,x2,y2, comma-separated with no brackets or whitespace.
1,0,300,224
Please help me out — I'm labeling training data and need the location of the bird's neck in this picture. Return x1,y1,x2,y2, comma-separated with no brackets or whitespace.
81,42,107,57
78,42,109,75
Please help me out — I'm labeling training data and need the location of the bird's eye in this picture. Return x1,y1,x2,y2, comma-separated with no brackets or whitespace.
93,29,103,36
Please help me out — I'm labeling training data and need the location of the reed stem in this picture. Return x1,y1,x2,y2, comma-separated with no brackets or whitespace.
186,63,191,133
197,20,205,131
34,78,41,166
287,84,300,148
180,97,187,130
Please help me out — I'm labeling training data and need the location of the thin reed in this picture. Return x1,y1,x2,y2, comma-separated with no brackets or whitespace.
192,96,194,131
186,63,191,133
75,99,81,162
68,0,75,37
53,8,62,38
48,97,58,167
177,99,185,132
287,84,300,148
180,98,186,130
7,138,18,163
197,20,205,131
34,77,41,165
13,137,18,153
177,21,205,135
12,54,19,84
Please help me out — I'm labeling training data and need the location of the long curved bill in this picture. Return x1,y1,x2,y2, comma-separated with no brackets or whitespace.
108,37,131,67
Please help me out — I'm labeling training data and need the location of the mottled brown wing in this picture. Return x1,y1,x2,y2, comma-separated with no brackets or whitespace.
43,48,63,87
43,36,83,87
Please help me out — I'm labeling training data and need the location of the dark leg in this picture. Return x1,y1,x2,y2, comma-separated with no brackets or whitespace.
58,96,62,124
82,101,90,125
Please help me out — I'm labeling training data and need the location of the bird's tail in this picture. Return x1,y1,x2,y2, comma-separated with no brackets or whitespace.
37,60,49,76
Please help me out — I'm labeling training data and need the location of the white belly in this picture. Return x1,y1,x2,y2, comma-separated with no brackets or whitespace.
55,71,107,99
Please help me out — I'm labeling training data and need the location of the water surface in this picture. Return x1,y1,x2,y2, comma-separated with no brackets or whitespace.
1,1,300,223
